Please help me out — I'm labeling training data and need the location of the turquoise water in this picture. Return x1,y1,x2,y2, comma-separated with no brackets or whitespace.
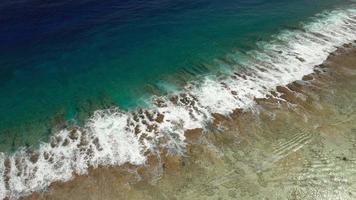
0,0,352,151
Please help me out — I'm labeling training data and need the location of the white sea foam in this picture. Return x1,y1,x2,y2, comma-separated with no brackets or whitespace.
1,7,356,200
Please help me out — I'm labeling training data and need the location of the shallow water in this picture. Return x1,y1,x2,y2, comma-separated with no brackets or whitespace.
28,47,356,200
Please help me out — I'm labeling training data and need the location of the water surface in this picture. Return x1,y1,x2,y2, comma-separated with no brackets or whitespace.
0,0,351,150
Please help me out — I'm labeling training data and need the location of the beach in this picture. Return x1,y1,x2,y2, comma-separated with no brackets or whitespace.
22,45,356,200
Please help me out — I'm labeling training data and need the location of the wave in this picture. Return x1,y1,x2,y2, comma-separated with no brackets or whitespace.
1,7,356,199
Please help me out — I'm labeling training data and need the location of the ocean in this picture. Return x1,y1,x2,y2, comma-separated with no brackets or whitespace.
0,0,356,199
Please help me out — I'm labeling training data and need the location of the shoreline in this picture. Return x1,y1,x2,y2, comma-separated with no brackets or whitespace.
1,8,356,198
22,44,356,200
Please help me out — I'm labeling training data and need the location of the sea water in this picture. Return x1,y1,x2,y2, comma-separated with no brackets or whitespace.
0,0,352,150
0,0,356,199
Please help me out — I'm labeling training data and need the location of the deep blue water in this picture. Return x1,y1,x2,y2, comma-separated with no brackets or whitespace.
0,0,351,150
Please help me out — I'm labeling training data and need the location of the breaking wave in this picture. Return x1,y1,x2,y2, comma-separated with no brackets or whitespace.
1,7,356,199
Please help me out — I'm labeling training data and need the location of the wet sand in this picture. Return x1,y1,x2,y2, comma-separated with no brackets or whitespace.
24,45,356,200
